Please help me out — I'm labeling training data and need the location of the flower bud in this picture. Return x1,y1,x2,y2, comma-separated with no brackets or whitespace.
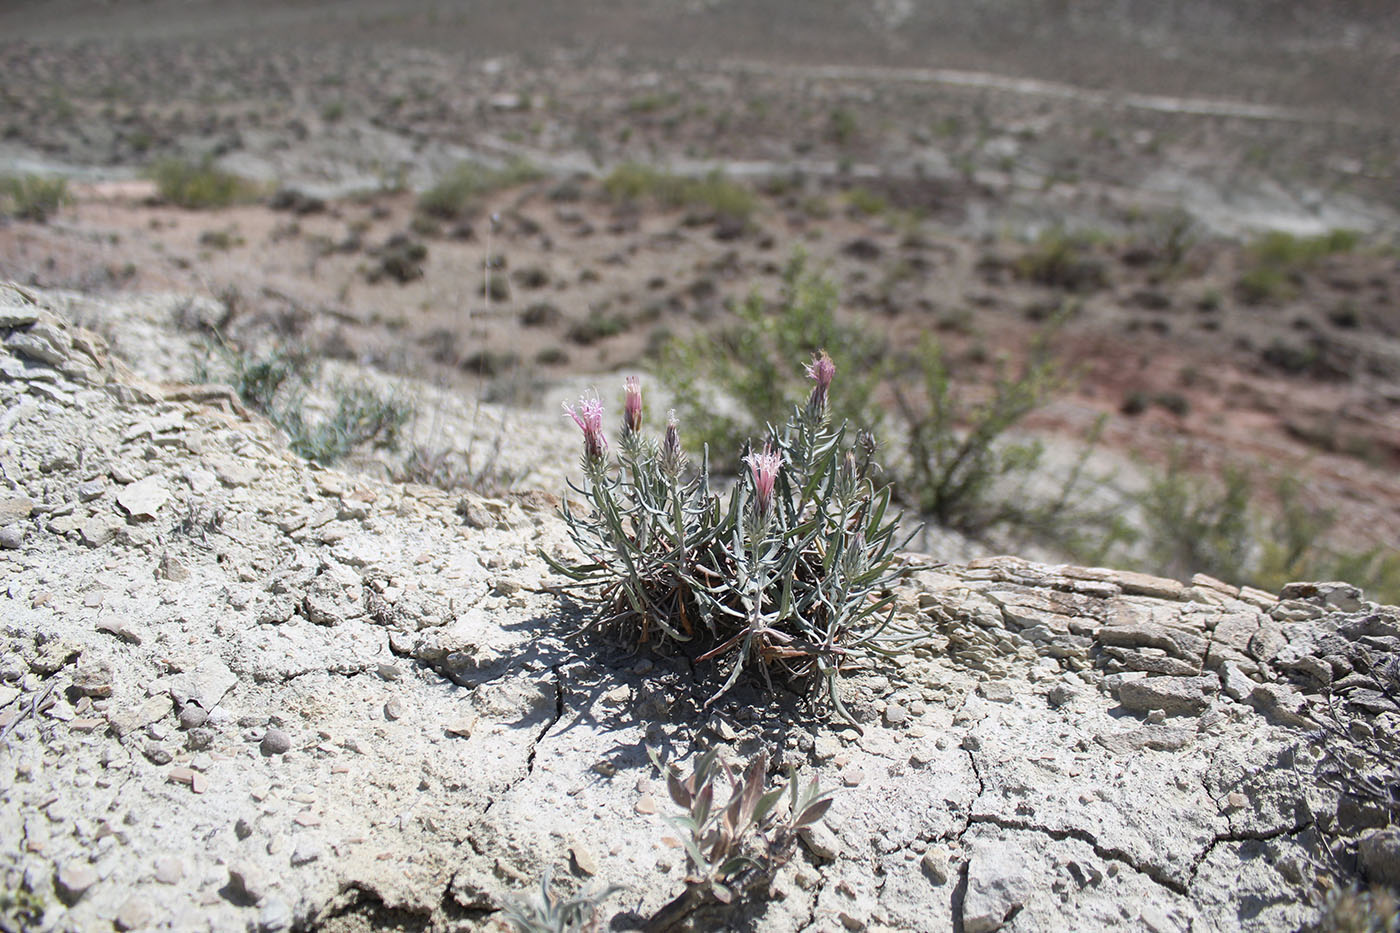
805,350,835,419
623,376,643,437
564,396,608,463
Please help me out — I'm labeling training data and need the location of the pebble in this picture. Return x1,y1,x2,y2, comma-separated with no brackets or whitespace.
114,896,155,931
154,857,183,884
142,742,173,766
884,704,909,726
260,728,293,756
179,704,209,729
384,697,404,721
55,861,99,901
376,663,402,681
228,862,269,903
0,524,24,549
921,849,950,885
290,839,323,866
259,896,293,932
235,818,254,840
570,842,599,876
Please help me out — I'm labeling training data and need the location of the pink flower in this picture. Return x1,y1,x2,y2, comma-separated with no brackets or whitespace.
805,350,835,416
564,395,608,462
743,442,782,517
623,376,643,436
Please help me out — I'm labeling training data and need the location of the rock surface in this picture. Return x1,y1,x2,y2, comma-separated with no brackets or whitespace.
0,283,1396,931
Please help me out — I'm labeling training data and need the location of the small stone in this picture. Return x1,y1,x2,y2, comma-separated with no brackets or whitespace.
1118,675,1215,717
1146,709,1167,724
142,742,173,765
384,697,404,721
0,496,34,525
158,555,190,581
259,896,292,932
114,896,154,931
179,704,209,729
235,818,254,840
154,856,183,884
921,849,950,885
260,728,293,756
1046,683,1076,708
884,704,909,725
109,695,173,738
55,861,99,902
1226,792,1248,810
1359,828,1400,887
0,524,24,549
71,659,114,698
290,840,322,866
228,862,269,903
376,663,402,681
800,823,841,860
570,843,599,876
841,767,866,787
168,766,196,786
635,795,657,815
80,515,121,547
116,476,168,521
77,479,106,501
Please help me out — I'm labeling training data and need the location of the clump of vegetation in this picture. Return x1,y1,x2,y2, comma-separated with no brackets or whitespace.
499,869,621,933
844,186,890,218
566,309,628,345
0,883,46,931
602,164,757,226
199,340,412,466
1236,229,1360,304
1315,886,1399,933
282,383,413,464
890,312,1118,557
644,747,833,928
546,369,915,721
662,252,886,468
148,158,258,209
0,174,71,222
1014,228,1109,292
1124,451,1400,604
417,158,543,220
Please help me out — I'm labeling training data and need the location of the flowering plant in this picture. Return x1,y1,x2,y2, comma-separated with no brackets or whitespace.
546,355,916,722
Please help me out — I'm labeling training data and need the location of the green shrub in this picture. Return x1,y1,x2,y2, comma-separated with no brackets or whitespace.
148,158,258,209
889,310,1116,550
499,869,621,933
1236,229,1360,304
0,174,71,222
661,251,886,469
1014,229,1109,291
845,186,889,217
602,164,756,224
282,383,413,464
417,158,542,220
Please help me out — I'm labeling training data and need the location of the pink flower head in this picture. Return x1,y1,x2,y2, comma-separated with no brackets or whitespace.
805,350,835,416
564,395,608,462
743,441,782,517
623,376,643,436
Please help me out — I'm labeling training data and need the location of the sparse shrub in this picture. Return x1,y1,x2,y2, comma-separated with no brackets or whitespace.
661,251,886,469
643,747,833,927
282,383,414,464
1315,886,1399,933
567,310,628,345
499,868,621,933
827,107,859,146
148,158,257,209
602,164,756,225
845,187,889,218
1237,229,1361,304
891,312,1110,546
521,303,563,328
201,340,411,466
367,234,428,284
1014,229,1108,292
546,368,915,720
0,174,71,222
417,158,542,220
1135,449,1254,583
